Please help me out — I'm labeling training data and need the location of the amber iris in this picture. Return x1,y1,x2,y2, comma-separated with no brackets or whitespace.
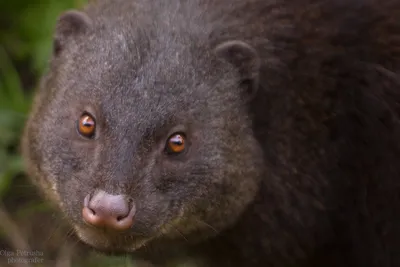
166,133,186,154
78,113,96,138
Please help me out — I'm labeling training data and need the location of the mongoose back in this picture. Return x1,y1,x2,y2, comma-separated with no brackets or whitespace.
22,0,400,266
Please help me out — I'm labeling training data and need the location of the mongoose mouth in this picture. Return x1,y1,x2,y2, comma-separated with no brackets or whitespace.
73,224,154,253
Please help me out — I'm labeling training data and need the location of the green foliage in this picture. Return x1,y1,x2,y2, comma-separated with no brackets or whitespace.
0,0,87,197
0,0,86,75
0,46,29,197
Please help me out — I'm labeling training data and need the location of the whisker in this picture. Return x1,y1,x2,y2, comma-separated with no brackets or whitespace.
194,219,218,234
43,215,65,246
65,227,82,253
166,222,189,242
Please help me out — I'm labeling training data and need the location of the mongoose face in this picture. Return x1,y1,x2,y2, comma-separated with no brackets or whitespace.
22,5,264,253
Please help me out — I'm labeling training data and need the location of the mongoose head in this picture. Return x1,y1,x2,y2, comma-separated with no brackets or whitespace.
22,7,264,253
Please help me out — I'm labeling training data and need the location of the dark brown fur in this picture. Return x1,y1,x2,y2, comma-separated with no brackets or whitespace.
22,0,400,266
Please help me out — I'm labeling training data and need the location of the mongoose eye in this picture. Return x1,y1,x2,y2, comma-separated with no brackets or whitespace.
165,133,186,154
77,113,96,138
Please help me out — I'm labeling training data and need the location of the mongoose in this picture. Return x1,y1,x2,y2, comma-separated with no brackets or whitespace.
22,0,400,266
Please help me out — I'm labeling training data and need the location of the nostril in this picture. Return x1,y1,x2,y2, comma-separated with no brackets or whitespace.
82,191,136,231
89,208,96,216
83,194,96,216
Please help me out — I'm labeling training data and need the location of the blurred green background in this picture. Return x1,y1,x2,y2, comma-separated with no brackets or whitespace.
0,0,148,266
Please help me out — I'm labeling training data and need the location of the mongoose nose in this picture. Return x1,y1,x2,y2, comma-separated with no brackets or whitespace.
82,191,135,231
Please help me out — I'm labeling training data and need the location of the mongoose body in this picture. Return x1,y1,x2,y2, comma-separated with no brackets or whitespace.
22,0,400,266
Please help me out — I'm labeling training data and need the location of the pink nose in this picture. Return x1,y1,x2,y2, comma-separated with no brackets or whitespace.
82,191,135,231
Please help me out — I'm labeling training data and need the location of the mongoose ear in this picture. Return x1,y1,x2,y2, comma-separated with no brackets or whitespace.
214,40,260,100
53,10,92,56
